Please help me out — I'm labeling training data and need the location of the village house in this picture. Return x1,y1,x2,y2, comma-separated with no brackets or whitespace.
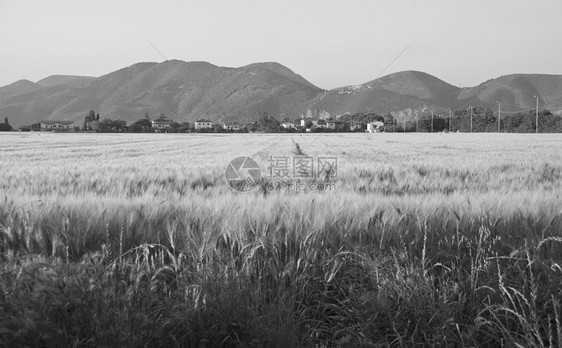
367,121,385,133
83,111,100,131
222,121,241,131
350,121,363,131
326,119,345,131
316,119,327,129
40,120,74,132
151,116,174,132
281,121,296,129
300,118,319,128
194,119,213,130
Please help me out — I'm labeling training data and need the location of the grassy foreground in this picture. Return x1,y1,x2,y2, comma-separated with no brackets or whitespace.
1,132,562,347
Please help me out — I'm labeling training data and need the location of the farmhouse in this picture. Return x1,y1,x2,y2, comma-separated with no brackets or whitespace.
300,118,319,128
83,112,100,131
281,121,296,129
350,121,363,131
223,121,241,131
151,117,174,132
316,119,327,129
366,121,384,133
40,120,74,131
326,120,345,131
195,119,213,130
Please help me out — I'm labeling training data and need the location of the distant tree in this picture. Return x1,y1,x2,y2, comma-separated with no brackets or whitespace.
178,122,191,133
94,119,110,133
538,110,562,132
4,117,9,125
112,119,126,132
435,117,449,132
95,118,126,132
144,113,150,120
246,121,258,132
501,109,562,133
96,113,100,121
365,113,385,123
305,120,313,129
472,107,496,132
170,121,181,132
213,123,224,133
128,123,143,133
88,110,95,119
0,123,12,131
257,112,280,132
132,117,152,132
384,114,395,131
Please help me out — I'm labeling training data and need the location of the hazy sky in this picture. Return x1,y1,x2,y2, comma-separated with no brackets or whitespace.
1,0,561,89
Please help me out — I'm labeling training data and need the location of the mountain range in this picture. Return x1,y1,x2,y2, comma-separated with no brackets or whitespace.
1,60,561,127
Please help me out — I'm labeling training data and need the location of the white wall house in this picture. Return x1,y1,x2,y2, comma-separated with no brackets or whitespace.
194,119,213,130
222,122,241,131
300,118,319,128
281,122,295,129
350,121,362,131
366,121,384,133
326,120,345,130
40,120,74,131
151,119,174,132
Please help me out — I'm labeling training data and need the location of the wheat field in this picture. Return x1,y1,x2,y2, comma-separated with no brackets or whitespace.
1,132,562,347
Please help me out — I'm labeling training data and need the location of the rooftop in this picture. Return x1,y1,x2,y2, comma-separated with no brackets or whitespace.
40,120,74,125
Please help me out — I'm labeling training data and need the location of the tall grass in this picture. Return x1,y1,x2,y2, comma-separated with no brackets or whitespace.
1,132,562,346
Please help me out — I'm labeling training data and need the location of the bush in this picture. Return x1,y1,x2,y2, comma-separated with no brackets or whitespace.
0,123,12,131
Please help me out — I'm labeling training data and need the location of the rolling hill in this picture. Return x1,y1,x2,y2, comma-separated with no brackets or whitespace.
456,74,562,112
0,79,43,102
302,71,562,122
0,61,561,127
36,75,95,88
0,60,322,127
302,71,461,120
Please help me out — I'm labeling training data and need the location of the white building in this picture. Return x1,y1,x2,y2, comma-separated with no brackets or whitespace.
281,122,296,129
40,120,74,131
300,118,319,128
151,118,174,132
366,121,384,133
194,119,213,130
222,122,241,131
326,120,345,131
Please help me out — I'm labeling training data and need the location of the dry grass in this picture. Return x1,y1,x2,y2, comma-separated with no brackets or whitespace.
1,132,562,347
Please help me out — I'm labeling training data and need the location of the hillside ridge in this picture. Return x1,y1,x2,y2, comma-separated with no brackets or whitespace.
1,61,561,126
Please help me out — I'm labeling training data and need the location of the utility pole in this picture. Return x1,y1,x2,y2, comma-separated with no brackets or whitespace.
469,105,472,133
496,101,501,132
431,111,434,133
534,95,539,133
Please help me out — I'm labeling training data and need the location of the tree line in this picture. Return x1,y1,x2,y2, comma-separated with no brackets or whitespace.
0,117,12,131
371,107,562,133
5,107,562,133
